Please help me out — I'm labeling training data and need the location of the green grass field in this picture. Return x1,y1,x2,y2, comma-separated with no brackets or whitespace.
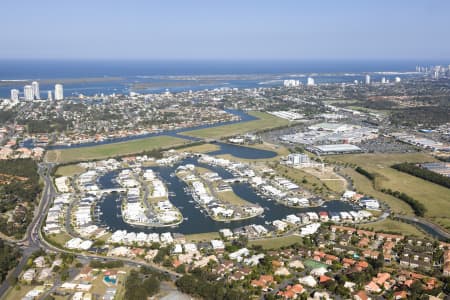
340,167,414,215
184,232,220,242
55,164,86,177
216,190,255,206
248,235,303,249
357,219,425,237
45,136,188,163
276,165,339,199
330,153,449,220
182,111,290,139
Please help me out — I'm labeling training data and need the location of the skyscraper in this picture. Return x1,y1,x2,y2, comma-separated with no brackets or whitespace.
365,74,371,85
32,81,40,100
307,77,315,86
24,85,34,101
47,90,53,101
10,89,19,101
55,84,64,100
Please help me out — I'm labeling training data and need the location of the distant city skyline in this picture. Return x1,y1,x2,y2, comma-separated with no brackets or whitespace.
1,0,449,60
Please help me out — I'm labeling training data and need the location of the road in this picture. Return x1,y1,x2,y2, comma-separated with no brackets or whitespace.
0,162,180,299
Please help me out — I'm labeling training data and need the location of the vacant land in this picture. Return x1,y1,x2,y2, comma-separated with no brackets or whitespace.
357,219,425,237
55,164,86,177
183,111,290,139
276,164,339,199
45,136,188,163
3,284,35,300
47,232,73,247
301,165,347,194
249,235,303,249
329,153,449,220
184,232,220,242
216,190,255,206
340,167,414,215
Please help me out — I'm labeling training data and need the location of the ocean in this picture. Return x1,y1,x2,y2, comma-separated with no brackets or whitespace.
0,59,441,98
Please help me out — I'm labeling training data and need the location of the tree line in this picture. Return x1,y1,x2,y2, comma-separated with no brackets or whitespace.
0,239,21,283
392,162,450,189
355,166,375,180
381,188,427,217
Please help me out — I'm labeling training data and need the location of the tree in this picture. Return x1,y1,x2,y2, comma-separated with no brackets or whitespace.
143,276,160,296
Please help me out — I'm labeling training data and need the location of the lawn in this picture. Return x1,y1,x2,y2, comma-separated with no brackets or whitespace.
340,167,414,215
45,136,188,164
248,235,303,249
275,165,339,199
184,232,220,242
55,164,86,177
3,285,36,300
47,232,73,247
182,111,290,139
329,153,449,219
216,190,255,206
357,219,425,237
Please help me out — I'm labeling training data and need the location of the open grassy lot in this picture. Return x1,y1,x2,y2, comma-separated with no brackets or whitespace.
45,136,188,164
329,153,449,220
357,219,425,237
275,164,339,199
47,232,73,247
184,232,220,242
55,164,86,177
340,167,414,215
182,111,290,139
249,235,303,249
216,190,254,206
301,165,347,194
3,284,36,300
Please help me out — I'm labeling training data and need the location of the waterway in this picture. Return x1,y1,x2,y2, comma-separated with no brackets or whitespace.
46,109,256,150
97,156,358,234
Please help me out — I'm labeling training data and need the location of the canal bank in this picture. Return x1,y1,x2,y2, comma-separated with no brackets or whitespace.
96,156,360,235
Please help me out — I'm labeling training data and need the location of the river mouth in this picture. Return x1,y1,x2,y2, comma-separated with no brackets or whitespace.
96,156,359,235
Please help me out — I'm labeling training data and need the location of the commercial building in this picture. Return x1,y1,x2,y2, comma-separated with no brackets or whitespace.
308,144,362,155
47,90,53,101
24,85,34,101
10,89,19,101
283,80,300,87
307,77,315,86
55,83,64,100
32,81,40,99
365,74,371,85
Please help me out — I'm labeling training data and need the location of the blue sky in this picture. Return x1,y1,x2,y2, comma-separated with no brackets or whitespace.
1,0,449,60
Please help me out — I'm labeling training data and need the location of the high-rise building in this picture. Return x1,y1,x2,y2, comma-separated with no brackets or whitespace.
395,77,401,83
55,84,64,100
365,74,371,85
283,80,300,87
31,81,40,100
307,77,315,86
47,90,53,101
10,89,19,101
24,85,34,101
381,77,386,84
